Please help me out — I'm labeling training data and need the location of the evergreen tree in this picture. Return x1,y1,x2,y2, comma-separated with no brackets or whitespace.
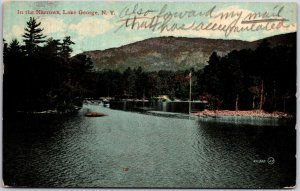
60,36,75,59
22,17,46,55
3,39,8,59
122,67,136,98
4,17,95,112
3,39,25,113
43,38,62,56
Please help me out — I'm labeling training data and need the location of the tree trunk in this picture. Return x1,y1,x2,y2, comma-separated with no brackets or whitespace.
235,94,239,111
259,80,264,110
273,80,276,111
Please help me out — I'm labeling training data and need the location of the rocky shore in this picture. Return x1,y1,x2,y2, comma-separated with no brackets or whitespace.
192,109,293,119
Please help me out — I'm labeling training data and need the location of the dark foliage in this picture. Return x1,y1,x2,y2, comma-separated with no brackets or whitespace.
196,40,296,113
86,67,193,101
86,39,295,114
4,17,296,115
3,17,93,114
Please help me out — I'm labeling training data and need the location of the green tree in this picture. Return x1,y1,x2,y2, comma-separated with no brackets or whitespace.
122,67,136,98
3,39,25,113
43,38,61,56
4,17,96,113
60,36,75,59
3,39,8,59
22,17,46,55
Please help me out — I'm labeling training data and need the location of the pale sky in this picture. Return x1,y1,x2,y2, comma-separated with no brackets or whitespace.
3,1,297,55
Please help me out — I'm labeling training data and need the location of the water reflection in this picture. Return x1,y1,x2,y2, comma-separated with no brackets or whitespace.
195,121,295,188
110,100,205,113
3,104,296,188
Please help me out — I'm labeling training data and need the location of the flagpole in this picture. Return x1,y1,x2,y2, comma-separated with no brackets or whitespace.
189,72,192,114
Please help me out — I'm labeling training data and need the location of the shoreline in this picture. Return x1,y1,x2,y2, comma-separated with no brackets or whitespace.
16,106,81,115
192,109,294,119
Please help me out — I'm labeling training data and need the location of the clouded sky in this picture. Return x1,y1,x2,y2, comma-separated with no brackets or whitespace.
3,1,297,55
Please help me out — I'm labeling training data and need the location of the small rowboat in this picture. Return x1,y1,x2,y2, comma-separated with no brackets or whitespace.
85,112,108,117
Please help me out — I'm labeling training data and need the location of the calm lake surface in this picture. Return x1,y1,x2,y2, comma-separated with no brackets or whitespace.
3,104,296,188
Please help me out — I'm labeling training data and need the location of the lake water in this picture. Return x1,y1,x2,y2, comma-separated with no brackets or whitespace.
109,100,205,113
3,104,296,188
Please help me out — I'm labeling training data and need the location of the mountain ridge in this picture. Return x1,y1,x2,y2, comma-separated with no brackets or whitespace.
81,32,296,72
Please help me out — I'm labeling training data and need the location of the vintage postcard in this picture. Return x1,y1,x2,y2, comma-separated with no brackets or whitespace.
2,1,297,188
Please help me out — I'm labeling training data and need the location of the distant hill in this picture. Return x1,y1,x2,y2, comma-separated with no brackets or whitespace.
80,32,296,72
